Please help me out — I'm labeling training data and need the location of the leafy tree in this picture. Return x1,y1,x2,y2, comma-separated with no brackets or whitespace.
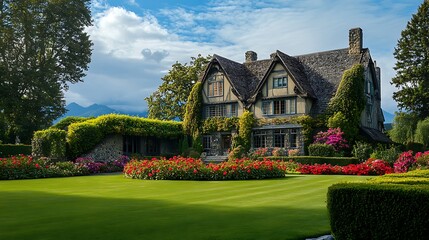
0,0,92,143
389,112,418,145
328,64,365,140
392,1,429,119
183,82,203,152
146,54,211,120
415,117,429,149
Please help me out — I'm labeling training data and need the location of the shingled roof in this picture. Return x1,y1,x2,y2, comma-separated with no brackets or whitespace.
296,48,370,115
211,54,261,102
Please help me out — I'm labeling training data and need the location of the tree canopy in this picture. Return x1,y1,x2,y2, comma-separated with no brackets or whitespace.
0,0,92,143
145,54,211,121
389,112,418,145
392,0,429,119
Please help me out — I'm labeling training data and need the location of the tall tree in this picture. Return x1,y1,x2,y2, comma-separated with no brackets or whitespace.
392,0,429,119
389,112,418,145
0,0,92,143
146,54,211,121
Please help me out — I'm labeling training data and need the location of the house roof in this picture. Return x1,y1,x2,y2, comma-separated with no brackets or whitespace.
296,48,370,115
203,46,372,115
360,126,392,143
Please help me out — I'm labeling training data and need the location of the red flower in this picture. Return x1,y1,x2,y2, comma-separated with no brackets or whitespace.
223,171,227,176
35,163,40,169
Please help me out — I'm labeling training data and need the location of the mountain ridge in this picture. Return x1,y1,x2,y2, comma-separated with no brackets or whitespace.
54,102,148,123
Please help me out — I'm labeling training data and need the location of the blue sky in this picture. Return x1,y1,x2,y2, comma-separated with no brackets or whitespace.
65,0,423,114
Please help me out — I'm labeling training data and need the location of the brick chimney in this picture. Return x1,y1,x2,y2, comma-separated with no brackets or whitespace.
349,28,363,54
245,51,257,62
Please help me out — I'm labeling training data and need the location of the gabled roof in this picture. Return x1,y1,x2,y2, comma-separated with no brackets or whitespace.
201,46,373,114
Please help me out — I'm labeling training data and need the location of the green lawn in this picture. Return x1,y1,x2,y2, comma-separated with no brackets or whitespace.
0,174,368,240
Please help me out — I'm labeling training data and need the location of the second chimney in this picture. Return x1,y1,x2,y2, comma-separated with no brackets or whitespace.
349,28,363,55
245,51,257,62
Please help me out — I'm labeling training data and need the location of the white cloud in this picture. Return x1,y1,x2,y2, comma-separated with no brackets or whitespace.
66,0,421,115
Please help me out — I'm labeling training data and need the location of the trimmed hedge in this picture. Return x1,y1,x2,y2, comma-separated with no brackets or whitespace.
32,129,67,160
327,182,429,240
0,144,32,157
368,169,429,185
262,156,359,166
67,114,183,158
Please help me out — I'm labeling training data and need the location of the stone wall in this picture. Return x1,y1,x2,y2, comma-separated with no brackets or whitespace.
83,135,123,162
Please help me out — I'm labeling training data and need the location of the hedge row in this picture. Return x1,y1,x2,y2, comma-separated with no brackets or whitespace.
32,129,67,160
327,170,429,240
262,156,359,166
0,144,32,157
32,114,184,159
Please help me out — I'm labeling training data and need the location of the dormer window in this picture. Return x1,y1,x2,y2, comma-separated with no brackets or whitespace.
273,76,288,88
208,72,224,97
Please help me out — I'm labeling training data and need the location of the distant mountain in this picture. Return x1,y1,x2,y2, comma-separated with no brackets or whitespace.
383,110,394,123
54,102,147,123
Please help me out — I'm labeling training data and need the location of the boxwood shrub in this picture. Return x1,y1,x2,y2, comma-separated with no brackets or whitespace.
0,144,32,157
327,170,429,240
262,156,359,166
308,143,336,157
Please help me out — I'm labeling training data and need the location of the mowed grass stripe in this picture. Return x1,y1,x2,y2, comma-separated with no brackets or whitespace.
0,174,369,240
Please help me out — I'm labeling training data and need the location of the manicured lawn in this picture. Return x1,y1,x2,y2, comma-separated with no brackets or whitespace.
0,174,368,240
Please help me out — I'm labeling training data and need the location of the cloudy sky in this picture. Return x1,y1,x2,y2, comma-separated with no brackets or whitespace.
65,0,423,114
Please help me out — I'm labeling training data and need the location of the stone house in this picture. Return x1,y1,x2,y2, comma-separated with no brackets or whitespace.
199,28,389,157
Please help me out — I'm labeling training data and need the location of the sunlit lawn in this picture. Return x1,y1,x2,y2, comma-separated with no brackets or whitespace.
0,174,368,240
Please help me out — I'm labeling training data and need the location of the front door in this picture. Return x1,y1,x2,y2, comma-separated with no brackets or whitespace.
221,134,231,155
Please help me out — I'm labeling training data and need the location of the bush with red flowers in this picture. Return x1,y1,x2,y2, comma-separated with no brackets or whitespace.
297,158,393,176
394,151,416,173
123,156,288,180
0,155,130,180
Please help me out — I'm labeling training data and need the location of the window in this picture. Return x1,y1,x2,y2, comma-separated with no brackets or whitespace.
274,130,286,148
267,97,296,115
123,136,141,155
262,101,271,115
273,77,288,88
289,129,298,148
273,100,286,115
253,131,268,148
205,103,238,118
203,136,212,150
208,73,224,97
146,137,160,155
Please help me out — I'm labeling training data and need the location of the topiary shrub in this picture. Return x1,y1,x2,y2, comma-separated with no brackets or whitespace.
308,143,336,157
32,129,67,160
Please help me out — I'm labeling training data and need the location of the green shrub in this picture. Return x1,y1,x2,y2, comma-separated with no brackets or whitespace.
66,114,183,158
263,156,358,166
0,144,32,157
370,145,401,165
238,111,255,152
352,141,373,162
327,182,429,240
308,143,336,157
51,116,93,130
32,129,67,159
